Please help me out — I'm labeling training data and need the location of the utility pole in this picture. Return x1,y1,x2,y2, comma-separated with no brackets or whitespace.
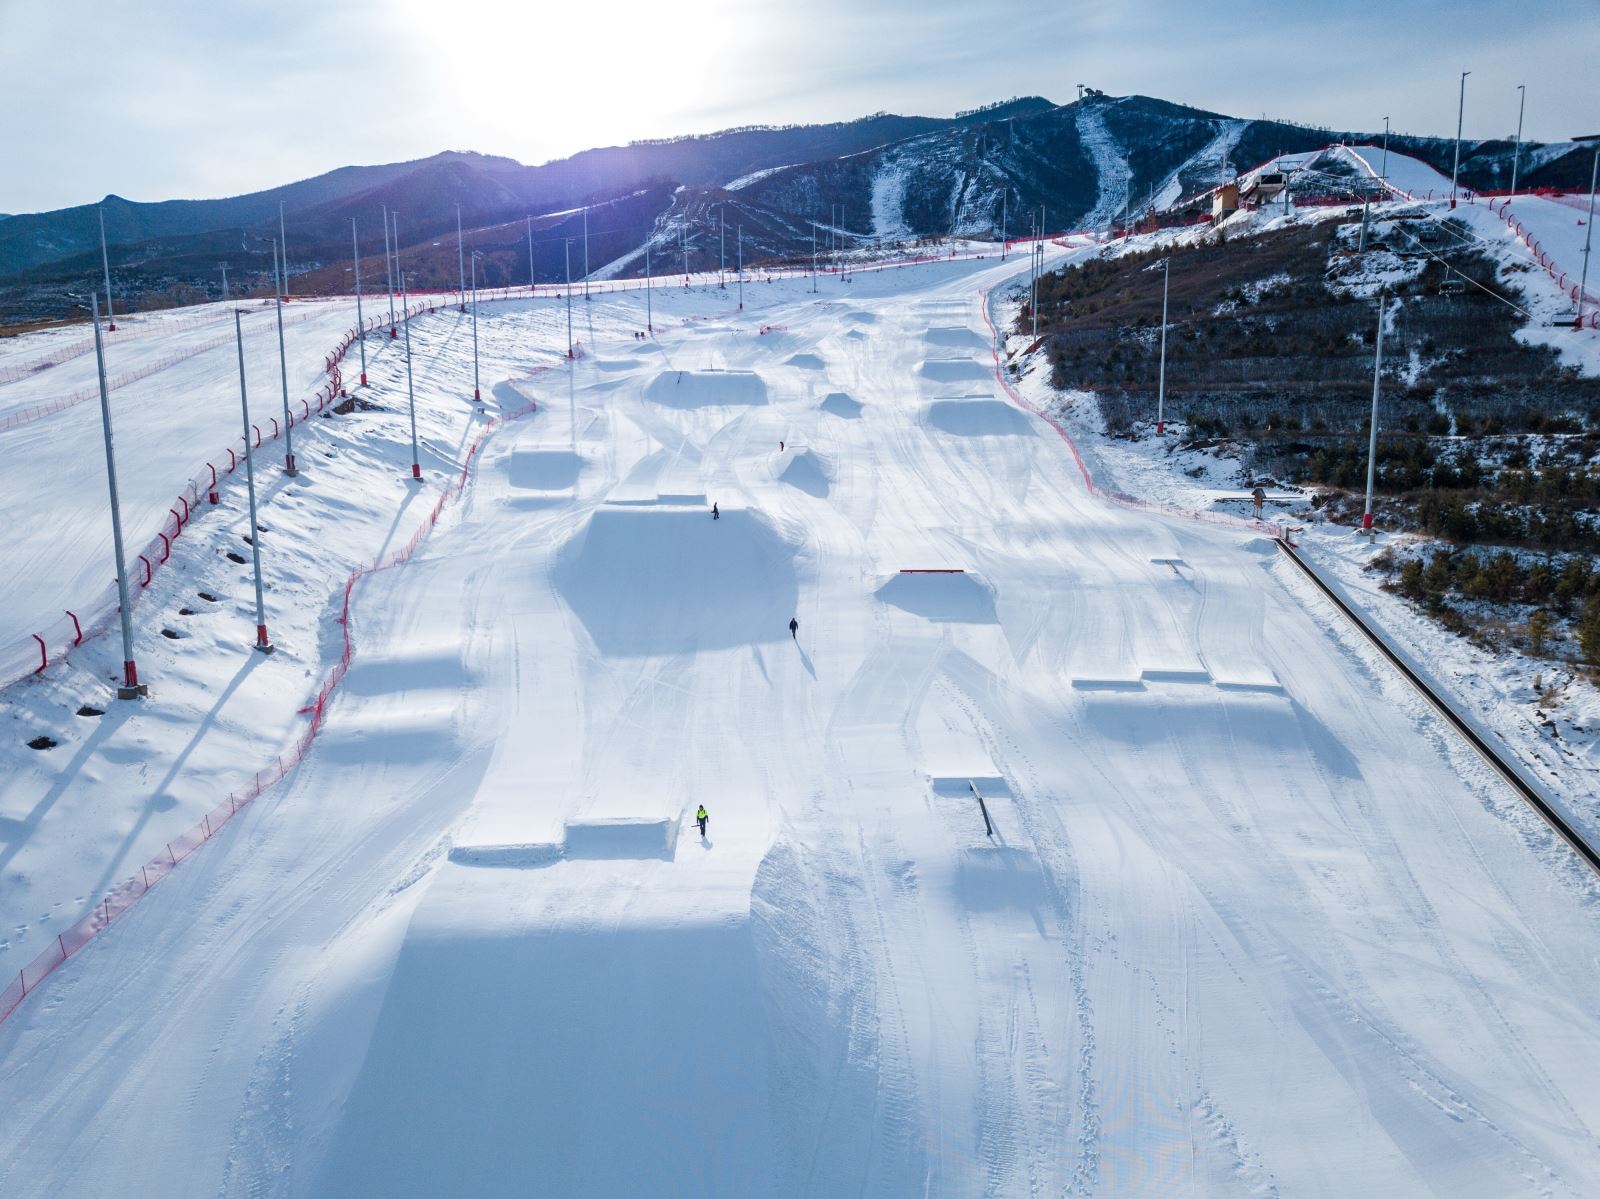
456,204,466,313
564,239,574,357
1362,293,1386,533
90,293,143,697
234,310,274,651
400,271,420,480
352,218,367,386
272,240,297,475
737,225,744,310
382,204,396,337
470,252,481,402
1510,85,1527,196
98,206,117,331
1575,135,1599,329
1156,257,1170,434
278,201,290,296
1450,70,1471,209
527,215,536,292
219,263,229,300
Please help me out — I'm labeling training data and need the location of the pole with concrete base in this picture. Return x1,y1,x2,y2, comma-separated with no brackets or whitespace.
99,207,117,331
352,218,367,386
272,240,297,476
470,253,480,402
91,294,144,695
402,271,421,480
1156,257,1169,434
234,311,274,652
1362,293,1386,534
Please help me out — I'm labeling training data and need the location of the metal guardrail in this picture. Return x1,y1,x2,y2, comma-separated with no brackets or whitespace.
1274,538,1600,877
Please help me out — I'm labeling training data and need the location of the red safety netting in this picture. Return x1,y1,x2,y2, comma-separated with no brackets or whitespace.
0,370,557,1028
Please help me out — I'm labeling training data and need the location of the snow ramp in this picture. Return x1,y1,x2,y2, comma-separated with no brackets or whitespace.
643,369,767,408
553,504,800,656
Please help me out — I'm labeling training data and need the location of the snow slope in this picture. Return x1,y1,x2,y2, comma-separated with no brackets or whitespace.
3,251,1600,1196
1076,102,1133,230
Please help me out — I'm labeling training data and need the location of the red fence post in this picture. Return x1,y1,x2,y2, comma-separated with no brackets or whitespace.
65,610,82,644
32,634,45,673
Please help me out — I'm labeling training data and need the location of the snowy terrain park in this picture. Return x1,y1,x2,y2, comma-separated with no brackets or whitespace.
3,230,1600,1198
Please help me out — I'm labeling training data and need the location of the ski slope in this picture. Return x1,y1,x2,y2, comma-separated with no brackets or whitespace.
3,252,1600,1196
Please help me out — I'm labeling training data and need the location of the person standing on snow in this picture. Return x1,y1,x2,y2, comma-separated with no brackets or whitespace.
1251,485,1265,519
789,617,799,640
712,502,720,520
696,805,709,837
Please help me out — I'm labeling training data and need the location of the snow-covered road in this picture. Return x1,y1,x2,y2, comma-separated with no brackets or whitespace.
3,254,1600,1196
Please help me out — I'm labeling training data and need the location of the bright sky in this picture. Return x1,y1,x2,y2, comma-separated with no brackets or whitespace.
2,0,1595,214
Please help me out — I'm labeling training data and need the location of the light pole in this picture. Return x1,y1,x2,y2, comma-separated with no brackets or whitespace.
582,209,590,302
564,239,574,357
1362,292,1387,533
1450,70,1470,209
1156,257,1170,434
1510,86,1527,195
234,310,274,652
527,215,536,292
1574,134,1599,329
719,207,726,289
278,201,290,296
1000,190,1007,260
352,217,367,386
89,293,143,696
272,240,297,475
98,206,117,331
737,225,744,310
645,240,653,333
811,224,818,293
470,251,481,402
1381,116,1390,182
382,204,397,337
219,263,229,300
456,204,466,312
400,271,421,480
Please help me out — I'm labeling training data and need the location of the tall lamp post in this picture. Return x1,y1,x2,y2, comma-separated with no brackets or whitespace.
1573,134,1599,330
456,204,466,313
382,204,397,338
278,201,290,296
1450,70,1470,209
400,270,421,480
98,207,117,331
352,217,368,386
1510,85,1527,196
234,311,274,652
1362,292,1388,533
272,240,297,476
89,293,144,696
470,251,482,403
1155,257,1170,434
736,225,744,310
1381,116,1390,182
564,239,574,357
645,240,653,333
527,215,536,293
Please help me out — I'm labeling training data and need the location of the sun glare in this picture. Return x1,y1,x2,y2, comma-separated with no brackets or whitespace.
395,0,739,164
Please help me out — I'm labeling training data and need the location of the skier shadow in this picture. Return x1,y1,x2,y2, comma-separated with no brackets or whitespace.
699,836,714,851
796,644,816,679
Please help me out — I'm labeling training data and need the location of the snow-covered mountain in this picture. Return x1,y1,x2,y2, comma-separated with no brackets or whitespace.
1,92,1590,321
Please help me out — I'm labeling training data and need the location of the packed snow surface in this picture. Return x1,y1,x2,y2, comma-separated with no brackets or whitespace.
3,247,1600,1197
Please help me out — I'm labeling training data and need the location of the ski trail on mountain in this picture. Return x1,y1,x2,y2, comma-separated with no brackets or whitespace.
1076,103,1133,230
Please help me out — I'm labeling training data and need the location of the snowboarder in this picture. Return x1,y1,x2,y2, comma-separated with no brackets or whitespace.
712,501,720,520
779,440,785,452
1251,485,1266,519
789,617,799,639
696,805,709,837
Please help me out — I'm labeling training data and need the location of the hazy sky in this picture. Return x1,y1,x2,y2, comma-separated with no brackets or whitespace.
3,0,1595,213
